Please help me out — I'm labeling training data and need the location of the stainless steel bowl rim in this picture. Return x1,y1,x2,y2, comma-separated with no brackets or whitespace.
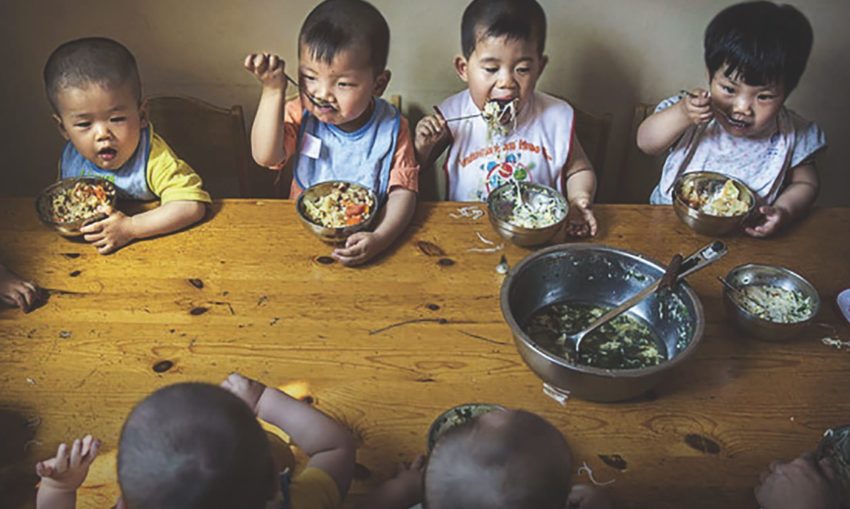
426,403,505,450
673,171,757,218
724,262,821,326
500,243,705,377
487,181,568,233
295,180,379,232
35,177,118,228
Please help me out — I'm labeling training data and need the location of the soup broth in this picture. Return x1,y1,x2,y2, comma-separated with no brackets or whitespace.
525,301,667,369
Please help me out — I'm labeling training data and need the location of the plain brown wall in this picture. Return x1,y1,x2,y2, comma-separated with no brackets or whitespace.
1,0,847,205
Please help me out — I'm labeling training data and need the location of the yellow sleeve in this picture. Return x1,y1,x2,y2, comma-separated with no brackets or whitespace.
146,129,212,204
288,467,342,509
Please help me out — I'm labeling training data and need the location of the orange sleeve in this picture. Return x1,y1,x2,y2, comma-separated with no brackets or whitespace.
388,115,420,193
270,100,303,171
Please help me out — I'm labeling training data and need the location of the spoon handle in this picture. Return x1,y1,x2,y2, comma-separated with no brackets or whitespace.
575,241,727,349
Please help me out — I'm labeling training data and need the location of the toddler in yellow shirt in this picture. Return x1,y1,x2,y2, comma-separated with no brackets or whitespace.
44,37,211,254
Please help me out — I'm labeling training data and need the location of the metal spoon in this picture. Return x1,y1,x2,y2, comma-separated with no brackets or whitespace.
441,100,515,123
569,241,728,354
285,73,333,109
717,276,765,312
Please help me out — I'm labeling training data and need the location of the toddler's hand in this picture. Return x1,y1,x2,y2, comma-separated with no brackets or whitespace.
244,52,287,90
754,452,841,509
80,210,135,255
36,435,101,492
332,231,389,266
221,372,266,415
414,109,449,161
394,455,427,506
744,205,789,238
679,88,712,125
566,198,598,238
0,264,43,312
567,484,614,509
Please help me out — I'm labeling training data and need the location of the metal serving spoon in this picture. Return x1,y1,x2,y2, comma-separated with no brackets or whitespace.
569,241,728,354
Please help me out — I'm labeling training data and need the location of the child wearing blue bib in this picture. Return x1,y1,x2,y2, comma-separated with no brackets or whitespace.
44,37,210,254
247,0,419,266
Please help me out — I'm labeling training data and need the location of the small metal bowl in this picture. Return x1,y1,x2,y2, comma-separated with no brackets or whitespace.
673,171,756,236
500,244,705,402
35,177,117,237
817,424,850,498
722,263,820,341
426,403,504,452
487,181,568,247
295,181,378,245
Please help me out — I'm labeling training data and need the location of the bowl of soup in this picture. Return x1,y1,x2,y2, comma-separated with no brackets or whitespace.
500,244,705,402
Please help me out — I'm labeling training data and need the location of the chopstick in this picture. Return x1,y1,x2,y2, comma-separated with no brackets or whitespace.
432,105,480,123
286,73,332,109
285,73,301,90
444,112,483,122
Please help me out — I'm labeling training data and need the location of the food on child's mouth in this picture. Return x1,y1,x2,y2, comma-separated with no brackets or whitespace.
303,182,374,228
680,178,750,217
731,284,815,323
49,180,115,224
482,98,518,138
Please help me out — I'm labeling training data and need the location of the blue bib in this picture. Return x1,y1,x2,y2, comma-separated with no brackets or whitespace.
60,127,156,201
294,98,400,203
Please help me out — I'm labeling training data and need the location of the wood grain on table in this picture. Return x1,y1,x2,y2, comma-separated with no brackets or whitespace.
1,199,849,508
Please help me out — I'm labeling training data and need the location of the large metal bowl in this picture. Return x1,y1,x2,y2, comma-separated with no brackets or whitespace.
673,171,756,236
500,244,705,402
35,177,117,237
722,263,820,341
487,181,568,247
295,181,379,244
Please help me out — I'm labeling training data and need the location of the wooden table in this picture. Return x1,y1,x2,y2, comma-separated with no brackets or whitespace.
1,198,849,509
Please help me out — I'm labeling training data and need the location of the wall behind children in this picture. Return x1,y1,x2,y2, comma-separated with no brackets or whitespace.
1,0,847,205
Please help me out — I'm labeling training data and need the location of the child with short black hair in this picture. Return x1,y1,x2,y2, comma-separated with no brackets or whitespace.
415,0,598,237
755,452,843,509
44,37,210,254
247,0,419,266
356,408,612,509
35,374,356,509
637,1,826,237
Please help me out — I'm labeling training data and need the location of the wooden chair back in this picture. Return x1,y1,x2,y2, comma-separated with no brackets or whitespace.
145,95,252,198
618,103,663,203
572,104,613,177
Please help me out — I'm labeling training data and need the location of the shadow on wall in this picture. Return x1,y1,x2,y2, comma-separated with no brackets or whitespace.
561,39,659,204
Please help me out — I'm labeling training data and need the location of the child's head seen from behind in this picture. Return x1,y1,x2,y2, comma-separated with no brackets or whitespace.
424,409,572,509
117,383,275,509
44,37,146,171
455,0,548,115
703,1,813,137
297,0,391,131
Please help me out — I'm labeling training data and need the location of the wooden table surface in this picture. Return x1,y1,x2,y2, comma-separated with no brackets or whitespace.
1,198,849,509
